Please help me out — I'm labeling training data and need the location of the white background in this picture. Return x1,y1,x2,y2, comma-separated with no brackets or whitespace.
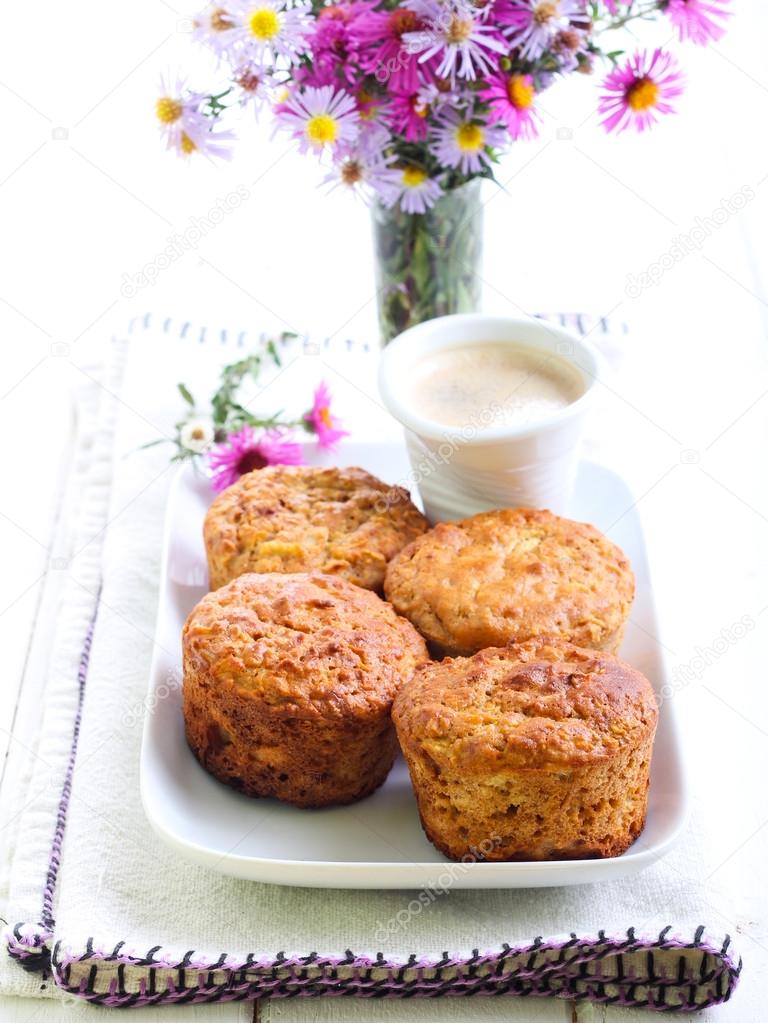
1,0,767,1020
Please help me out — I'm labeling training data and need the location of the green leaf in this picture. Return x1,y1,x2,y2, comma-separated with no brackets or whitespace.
177,382,195,407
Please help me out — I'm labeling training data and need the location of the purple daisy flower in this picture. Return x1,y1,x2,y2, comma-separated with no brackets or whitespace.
599,48,685,133
275,84,360,153
502,0,585,60
350,6,435,93
385,165,444,214
303,382,349,449
208,426,304,492
665,0,731,45
402,0,508,82
431,105,507,174
479,71,540,139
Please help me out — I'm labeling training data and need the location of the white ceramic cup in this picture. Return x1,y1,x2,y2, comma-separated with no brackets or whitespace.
378,314,600,522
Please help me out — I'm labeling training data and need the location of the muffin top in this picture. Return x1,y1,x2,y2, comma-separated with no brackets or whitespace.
384,507,634,654
204,465,428,591
183,572,428,720
392,639,657,772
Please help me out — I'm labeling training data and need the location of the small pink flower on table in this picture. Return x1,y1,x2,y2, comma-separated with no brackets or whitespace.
208,426,304,492
304,381,349,450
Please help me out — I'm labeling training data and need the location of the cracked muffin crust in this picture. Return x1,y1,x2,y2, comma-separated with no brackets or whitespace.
204,465,429,592
183,571,428,807
392,639,658,861
384,507,635,656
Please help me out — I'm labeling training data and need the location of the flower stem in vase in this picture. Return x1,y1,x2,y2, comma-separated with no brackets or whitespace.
371,178,483,346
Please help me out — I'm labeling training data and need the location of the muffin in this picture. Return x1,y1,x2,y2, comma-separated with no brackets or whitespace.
204,465,428,592
392,639,658,862
183,571,428,807
384,507,634,656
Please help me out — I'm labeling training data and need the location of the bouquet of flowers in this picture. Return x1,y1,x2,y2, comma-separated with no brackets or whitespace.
158,0,729,204
156,0,729,339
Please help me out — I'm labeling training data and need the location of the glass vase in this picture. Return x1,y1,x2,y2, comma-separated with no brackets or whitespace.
370,178,483,346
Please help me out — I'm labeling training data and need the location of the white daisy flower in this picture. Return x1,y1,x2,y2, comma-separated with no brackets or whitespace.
173,118,236,160
324,142,398,202
233,63,275,112
180,419,215,453
230,0,313,67
385,166,444,215
504,0,585,61
156,74,235,160
192,5,238,57
276,85,359,154
155,74,207,145
431,107,506,174
402,0,508,82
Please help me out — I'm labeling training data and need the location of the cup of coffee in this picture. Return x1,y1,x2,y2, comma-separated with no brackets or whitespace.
377,314,600,521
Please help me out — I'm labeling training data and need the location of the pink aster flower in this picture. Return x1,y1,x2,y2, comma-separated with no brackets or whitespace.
304,1,374,85
665,0,730,45
385,91,431,141
303,382,349,449
479,71,540,139
350,7,433,93
502,0,585,60
599,48,685,133
208,426,304,492
403,0,508,82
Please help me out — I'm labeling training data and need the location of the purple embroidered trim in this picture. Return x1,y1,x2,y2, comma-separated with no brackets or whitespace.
6,595,100,972
41,927,740,1011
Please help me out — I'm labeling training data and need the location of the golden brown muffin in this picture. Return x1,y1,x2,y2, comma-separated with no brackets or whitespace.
384,507,634,656
183,571,428,807
204,465,428,592
393,639,658,862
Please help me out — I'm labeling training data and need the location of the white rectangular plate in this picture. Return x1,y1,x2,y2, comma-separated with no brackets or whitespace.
141,445,688,889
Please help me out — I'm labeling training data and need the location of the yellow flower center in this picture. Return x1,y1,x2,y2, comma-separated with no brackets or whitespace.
507,74,534,109
190,427,206,440
455,122,484,151
402,166,427,187
319,406,333,428
627,76,660,112
249,7,280,40
533,1,557,25
447,15,474,43
156,97,182,124
306,114,338,145
180,132,197,154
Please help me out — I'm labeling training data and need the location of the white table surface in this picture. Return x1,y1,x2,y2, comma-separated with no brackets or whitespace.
2,2,768,1019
